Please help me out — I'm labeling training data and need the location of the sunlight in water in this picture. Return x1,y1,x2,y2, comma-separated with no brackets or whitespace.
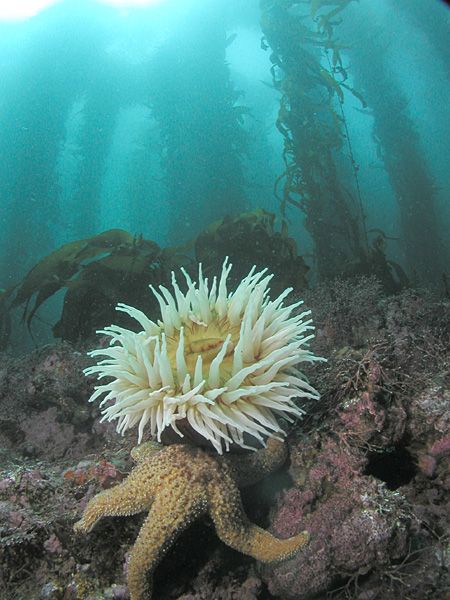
0,0,167,21
101,0,167,6
0,0,56,21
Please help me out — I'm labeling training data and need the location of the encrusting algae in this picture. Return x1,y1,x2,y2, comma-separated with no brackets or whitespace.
74,439,309,600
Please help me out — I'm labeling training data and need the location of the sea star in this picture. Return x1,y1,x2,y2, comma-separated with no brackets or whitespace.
74,439,309,599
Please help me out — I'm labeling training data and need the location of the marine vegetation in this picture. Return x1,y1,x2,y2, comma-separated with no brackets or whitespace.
346,10,447,283
148,17,248,243
0,288,12,351
260,0,371,279
343,230,409,294
7,229,181,343
11,229,134,327
74,439,309,600
195,208,309,294
3,209,312,349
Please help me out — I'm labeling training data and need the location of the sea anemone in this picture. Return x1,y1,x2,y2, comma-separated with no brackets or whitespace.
85,259,322,453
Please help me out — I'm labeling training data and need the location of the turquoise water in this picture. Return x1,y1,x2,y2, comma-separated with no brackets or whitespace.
0,4,449,599
0,0,448,351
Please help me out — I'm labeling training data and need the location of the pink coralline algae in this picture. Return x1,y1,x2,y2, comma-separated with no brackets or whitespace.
63,459,125,488
260,354,449,600
429,436,450,457
0,343,115,460
0,285,448,599
262,436,409,600
173,552,263,600
0,477,14,492
406,379,450,481
43,534,64,556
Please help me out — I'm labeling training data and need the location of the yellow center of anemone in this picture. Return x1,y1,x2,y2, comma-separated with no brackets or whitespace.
166,320,240,385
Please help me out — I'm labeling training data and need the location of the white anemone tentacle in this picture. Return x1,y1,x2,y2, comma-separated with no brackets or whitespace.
84,258,324,453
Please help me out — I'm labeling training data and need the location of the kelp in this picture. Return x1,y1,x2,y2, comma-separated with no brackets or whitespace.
312,0,356,33
0,289,12,351
345,232,409,294
195,208,309,295
12,229,134,329
4,211,312,346
5,212,408,348
147,20,248,243
260,0,369,280
6,229,190,342
345,11,448,284
53,238,179,342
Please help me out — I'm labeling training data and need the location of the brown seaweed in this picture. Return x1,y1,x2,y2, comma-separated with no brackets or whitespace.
195,208,309,294
12,229,134,330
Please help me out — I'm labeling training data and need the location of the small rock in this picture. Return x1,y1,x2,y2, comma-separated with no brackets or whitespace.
40,581,63,599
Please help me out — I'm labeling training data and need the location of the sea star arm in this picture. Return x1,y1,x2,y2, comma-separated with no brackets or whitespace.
226,438,288,487
207,467,308,563
127,487,207,600
131,441,164,463
74,464,155,533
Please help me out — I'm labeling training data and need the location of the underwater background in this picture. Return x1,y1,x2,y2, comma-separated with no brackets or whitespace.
0,0,449,353
0,1,449,599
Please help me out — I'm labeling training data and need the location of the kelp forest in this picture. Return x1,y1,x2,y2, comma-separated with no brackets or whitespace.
0,0,448,353
0,2,450,600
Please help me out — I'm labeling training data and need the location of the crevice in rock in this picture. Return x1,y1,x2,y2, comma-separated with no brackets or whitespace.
364,445,417,490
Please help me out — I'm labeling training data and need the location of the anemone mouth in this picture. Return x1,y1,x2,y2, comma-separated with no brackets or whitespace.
84,258,323,454
165,320,240,382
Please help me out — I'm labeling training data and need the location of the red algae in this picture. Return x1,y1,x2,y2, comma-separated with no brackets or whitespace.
0,285,448,599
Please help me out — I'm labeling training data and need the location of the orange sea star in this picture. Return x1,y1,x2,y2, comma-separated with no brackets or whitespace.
74,439,308,599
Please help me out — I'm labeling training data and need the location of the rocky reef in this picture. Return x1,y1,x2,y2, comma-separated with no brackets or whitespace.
0,280,448,599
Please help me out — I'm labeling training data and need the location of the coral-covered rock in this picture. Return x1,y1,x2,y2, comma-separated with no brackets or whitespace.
174,551,263,600
402,374,450,552
406,374,450,480
0,285,448,600
259,285,449,600
262,436,410,599
0,343,123,460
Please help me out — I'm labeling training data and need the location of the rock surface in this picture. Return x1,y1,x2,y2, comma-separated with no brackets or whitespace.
0,283,448,599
